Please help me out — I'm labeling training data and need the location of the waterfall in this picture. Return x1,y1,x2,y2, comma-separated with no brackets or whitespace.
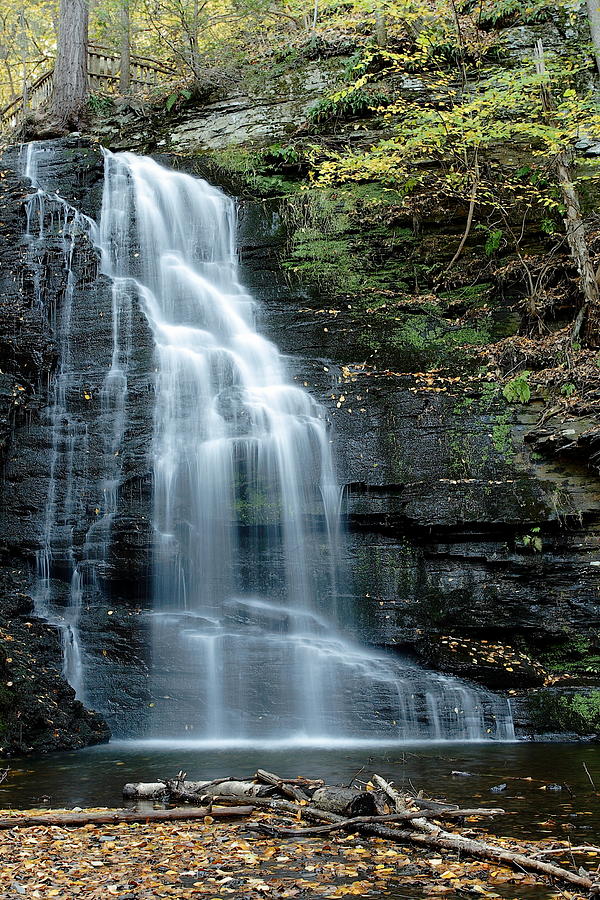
24,141,515,743
98,151,514,743
22,143,99,701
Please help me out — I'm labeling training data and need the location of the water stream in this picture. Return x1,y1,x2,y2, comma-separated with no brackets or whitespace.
24,142,515,743
22,143,99,702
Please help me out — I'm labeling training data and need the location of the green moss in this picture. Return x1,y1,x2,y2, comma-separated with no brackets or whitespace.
286,233,363,293
525,690,600,735
234,488,281,525
197,147,306,197
452,397,475,415
449,428,473,478
281,189,422,309
387,316,491,358
538,634,600,676
492,416,514,461
438,283,493,307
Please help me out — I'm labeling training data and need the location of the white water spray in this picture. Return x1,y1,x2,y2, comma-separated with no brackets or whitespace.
99,151,514,742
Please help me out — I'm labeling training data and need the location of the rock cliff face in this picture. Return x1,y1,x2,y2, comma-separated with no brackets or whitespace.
1,50,599,749
237,201,600,736
0,140,110,752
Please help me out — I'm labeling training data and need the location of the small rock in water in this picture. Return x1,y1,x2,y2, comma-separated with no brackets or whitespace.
490,783,507,793
451,770,474,777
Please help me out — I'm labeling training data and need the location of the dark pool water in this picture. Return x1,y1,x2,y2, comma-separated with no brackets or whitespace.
1,740,598,840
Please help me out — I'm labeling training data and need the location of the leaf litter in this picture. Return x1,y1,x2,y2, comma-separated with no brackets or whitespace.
0,805,596,900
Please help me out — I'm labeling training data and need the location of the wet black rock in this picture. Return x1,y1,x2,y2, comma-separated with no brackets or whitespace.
490,783,507,793
0,140,112,753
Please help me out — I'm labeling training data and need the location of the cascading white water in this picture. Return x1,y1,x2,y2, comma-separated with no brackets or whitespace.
22,143,99,700
22,142,135,706
21,141,514,742
98,151,515,743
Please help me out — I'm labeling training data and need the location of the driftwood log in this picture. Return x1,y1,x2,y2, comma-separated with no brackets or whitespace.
124,776,379,816
251,807,507,838
121,770,600,897
122,781,167,799
0,805,253,830
255,769,313,803
310,786,379,816
123,778,272,801
372,775,600,897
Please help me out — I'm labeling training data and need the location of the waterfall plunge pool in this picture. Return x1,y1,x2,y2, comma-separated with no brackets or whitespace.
1,742,598,842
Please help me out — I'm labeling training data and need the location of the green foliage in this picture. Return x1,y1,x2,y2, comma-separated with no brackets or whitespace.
560,382,576,397
540,216,557,234
477,0,581,27
503,371,531,403
87,93,115,115
316,54,600,188
308,87,388,124
261,143,302,166
522,526,543,552
165,88,192,112
526,690,600,735
475,225,504,256
538,634,600,675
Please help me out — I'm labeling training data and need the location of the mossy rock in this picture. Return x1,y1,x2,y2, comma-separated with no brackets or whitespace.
524,689,600,736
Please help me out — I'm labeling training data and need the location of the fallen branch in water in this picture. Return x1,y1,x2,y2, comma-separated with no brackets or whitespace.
255,768,315,803
372,774,600,898
122,770,600,897
533,846,600,857
0,806,254,830
248,806,507,837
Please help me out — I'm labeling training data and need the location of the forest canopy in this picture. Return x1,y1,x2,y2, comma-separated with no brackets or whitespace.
2,0,600,344
1,0,598,105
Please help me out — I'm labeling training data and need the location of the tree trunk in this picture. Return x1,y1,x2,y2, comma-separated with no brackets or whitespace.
555,154,600,345
310,787,378,817
0,806,253,830
123,779,272,801
122,782,167,799
52,0,89,127
19,7,28,114
188,0,201,78
587,0,600,75
534,39,600,347
119,0,131,93
374,7,387,47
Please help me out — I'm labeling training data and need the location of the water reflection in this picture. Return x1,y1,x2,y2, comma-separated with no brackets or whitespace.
1,743,598,843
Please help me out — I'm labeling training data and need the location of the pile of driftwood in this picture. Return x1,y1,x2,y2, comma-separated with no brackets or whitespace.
122,769,600,898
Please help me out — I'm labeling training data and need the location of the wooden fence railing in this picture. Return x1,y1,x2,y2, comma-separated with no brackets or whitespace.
1,45,175,130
